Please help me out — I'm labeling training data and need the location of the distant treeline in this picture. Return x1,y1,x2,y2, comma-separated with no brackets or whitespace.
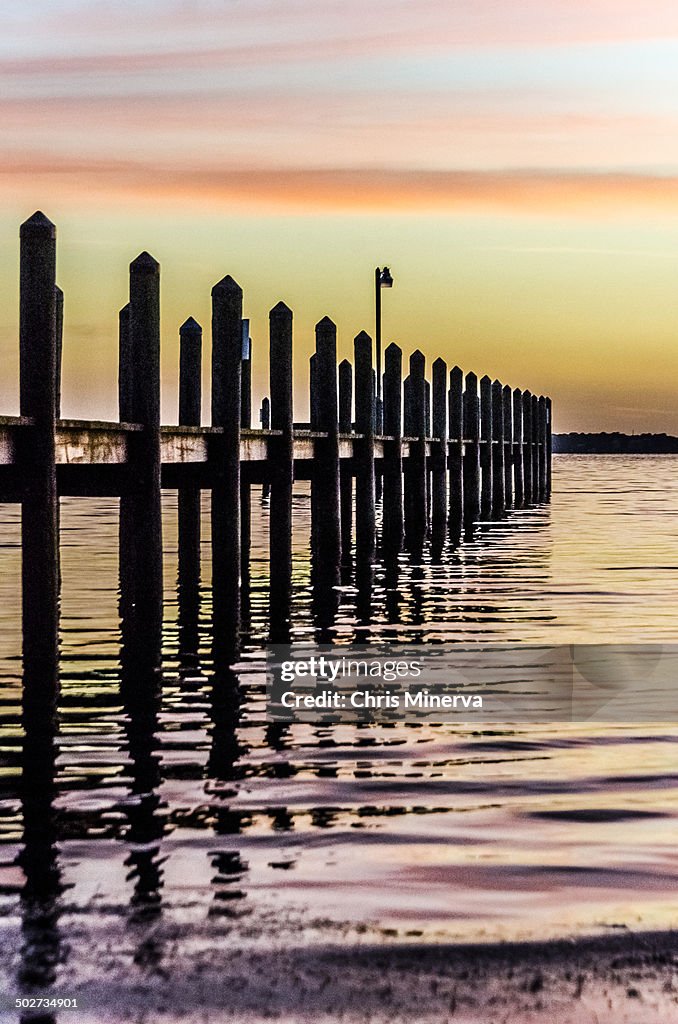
554,432,678,454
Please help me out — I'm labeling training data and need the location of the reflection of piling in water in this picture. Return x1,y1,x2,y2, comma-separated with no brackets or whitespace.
269,302,294,643
462,371,480,536
17,708,62,1005
178,317,202,668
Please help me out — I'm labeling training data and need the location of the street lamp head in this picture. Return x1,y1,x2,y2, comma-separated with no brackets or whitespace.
379,266,394,288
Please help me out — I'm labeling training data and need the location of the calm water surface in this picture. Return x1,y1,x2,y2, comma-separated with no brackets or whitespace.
1,455,678,989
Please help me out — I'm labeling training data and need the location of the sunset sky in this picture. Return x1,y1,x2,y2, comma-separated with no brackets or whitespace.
3,0,678,430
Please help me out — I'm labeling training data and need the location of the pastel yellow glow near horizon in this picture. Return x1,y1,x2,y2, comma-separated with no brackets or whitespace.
4,0,678,432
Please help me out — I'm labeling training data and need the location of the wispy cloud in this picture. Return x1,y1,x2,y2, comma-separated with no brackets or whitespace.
5,156,678,213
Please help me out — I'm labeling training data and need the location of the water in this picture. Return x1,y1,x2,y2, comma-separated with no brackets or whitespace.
1,455,678,995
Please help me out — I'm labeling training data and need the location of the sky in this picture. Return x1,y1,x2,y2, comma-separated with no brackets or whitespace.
3,1,678,430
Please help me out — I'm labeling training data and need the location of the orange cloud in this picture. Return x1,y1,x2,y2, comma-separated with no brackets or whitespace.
3,154,678,214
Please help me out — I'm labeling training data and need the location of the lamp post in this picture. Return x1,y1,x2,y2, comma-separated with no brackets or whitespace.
375,266,393,432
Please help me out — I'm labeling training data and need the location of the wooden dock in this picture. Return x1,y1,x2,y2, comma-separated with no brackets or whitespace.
7,212,552,714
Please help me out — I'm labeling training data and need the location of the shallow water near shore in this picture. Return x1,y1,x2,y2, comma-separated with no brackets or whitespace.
1,454,678,1000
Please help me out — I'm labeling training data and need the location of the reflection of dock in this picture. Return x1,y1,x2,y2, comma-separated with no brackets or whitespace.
6,211,552,684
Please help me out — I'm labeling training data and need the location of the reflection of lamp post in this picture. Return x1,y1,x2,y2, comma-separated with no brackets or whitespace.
375,266,393,432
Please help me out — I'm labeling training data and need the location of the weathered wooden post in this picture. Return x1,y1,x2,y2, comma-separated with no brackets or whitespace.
118,303,132,421
405,350,427,546
546,396,553,497
309,353,319,429
383,342,403,553
491,379,505,517
403,375,412,436
462,371,480,534
314,317,341,571
241,327,251,429
354,332,376,562
531,393,540,501
269,302,294,642
177,317,202,666
538,395,547,501
338,358,353,564
240,328,252,613
339,359,353,432
522,389,533,504
431,357,448,553
211,275,242,669
55,285,63,419
503,383,513,509
448,366,463,542
126,252,163,683
179,318,202,426
479,374,493,520
512,388,524,508
19,212,59,716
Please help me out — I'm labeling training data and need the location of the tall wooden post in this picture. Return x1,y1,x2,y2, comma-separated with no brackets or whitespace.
55,285,63,419
309,353,319,429
178,317,202,666
240,329,251,618
19,212,59,717
512,388,524,508
546,396,553,497
448,366,463,543
531,393,540,502
179,318,202,426
118,303,132,421
314,317,341,572
405,350,427,546
479,374,492,520
491,379,505,517
211,275,242,669
503,383,513,509
269,302,294,642
538,396,547,501
339,359,353,432
431,357,447,554
354,331,376,562
241,328,251,429
119,251,164,688
338,358,353,563
383,342,403,553
523,389,533,504
462,371,480,534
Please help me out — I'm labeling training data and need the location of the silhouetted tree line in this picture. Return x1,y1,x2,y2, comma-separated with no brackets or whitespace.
554,432,678,454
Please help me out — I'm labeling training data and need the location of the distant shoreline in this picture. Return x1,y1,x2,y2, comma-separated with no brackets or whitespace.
554,432,678,454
